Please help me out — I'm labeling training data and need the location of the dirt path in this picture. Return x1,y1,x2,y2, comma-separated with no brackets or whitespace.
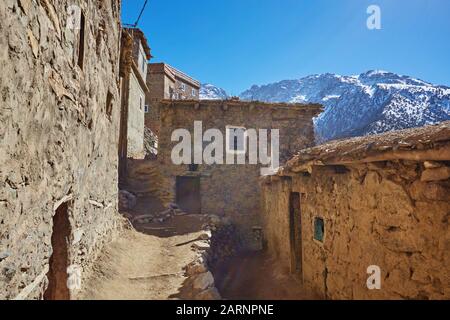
78,227,206,300
214,251,320,300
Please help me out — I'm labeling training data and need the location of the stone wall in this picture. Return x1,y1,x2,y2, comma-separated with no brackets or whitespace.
125,159,172,206
261,161,450,299
157,100,320,246
0,0,123,299
126,69,146,158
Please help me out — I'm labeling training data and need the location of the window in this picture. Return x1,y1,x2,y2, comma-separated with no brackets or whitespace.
144,105,149,113
139,97,143,110
180,83,186,92
313,217,324,242
77,11,86,69
106,91,113,120
188,164,198,172
141,54,146,73
226,126,246,154
192,88,196,96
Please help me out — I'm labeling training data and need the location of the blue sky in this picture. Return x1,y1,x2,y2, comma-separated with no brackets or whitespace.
122,0,450,94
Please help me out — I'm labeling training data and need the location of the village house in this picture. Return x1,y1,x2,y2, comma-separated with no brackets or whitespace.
128,99,322,247
145,63,200,138
118,27,152,183
0,0,123,299
260,122,450,299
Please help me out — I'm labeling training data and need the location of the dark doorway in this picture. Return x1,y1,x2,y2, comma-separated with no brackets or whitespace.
176,176,201,214
289,192,303,278
44,202,71,300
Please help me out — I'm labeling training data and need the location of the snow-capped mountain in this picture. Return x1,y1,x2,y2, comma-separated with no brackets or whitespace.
200,83,229,100
239,70,450,142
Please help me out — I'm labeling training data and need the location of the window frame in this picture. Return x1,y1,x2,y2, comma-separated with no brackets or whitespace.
225,125,247,155
313,216,325,244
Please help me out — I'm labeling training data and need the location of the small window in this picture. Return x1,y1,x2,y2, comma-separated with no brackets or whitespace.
180,83,186,92
314,217,324,242
192,88,196,96
139,97,143,110
77,11,86,69
141,54,146,73
188,164,198,172
106,91,113,119
226,126,246,154
144,105,149,113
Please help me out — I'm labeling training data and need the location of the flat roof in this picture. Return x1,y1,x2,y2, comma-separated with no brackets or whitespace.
278,121,450,174
159,99,323,113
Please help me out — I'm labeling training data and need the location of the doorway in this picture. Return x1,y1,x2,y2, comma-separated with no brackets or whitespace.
289,192,303,278
176,176,201,214
44,202,71,300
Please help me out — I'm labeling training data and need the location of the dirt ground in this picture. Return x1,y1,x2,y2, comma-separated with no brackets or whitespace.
78,225,206,300
214,251,320,300
78,196,316,300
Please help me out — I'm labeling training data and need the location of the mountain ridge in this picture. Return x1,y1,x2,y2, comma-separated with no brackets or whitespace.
200,70,450,142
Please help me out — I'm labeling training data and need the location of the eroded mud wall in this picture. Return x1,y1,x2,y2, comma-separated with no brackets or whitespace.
0,0,123,299
262,161,450,299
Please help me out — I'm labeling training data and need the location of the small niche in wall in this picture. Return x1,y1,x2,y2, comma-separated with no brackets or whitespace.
301,172,311,177
188,164,198,172
106,91,113,120
314,217,324,242
332,165,350,174
77,11,86,69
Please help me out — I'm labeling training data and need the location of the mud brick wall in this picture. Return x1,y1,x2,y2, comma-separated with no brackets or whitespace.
157,101,319,246
126,69,146,159
261,161,450,299
0,0,123,299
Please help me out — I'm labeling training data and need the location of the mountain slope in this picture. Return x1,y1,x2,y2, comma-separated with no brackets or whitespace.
239,70,450,141
200,83,228,100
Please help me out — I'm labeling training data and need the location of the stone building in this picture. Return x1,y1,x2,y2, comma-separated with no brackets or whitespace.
145,63,200,138
261,122,450,299
118,28,151,175
0,0,123,299
146,99,322,246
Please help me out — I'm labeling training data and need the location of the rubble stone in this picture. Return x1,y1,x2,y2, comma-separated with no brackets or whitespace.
196,287,221,300
420,166,450,182
192,271,214,291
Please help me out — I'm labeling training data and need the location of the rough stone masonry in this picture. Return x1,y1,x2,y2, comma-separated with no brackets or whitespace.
0,0,123,299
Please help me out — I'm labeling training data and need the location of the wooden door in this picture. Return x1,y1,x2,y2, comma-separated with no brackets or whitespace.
176,176,201,214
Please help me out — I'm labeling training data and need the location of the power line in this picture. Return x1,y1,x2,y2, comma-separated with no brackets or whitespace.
123,0,149,28
133,0,149,28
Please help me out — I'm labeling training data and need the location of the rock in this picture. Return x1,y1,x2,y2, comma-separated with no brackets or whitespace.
168,203,179,209
423,161,444,169
158,209,171,216
174,208,187,216
208,215,222,225
196,287,221,300
192,271,214,291
18,0,32,15
72,229,84,245
192,240,210,251
421,167,450,182
198,231,211,240
0,251,12,261
27,29,39,58
119,190,137,210
186,262,207,276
